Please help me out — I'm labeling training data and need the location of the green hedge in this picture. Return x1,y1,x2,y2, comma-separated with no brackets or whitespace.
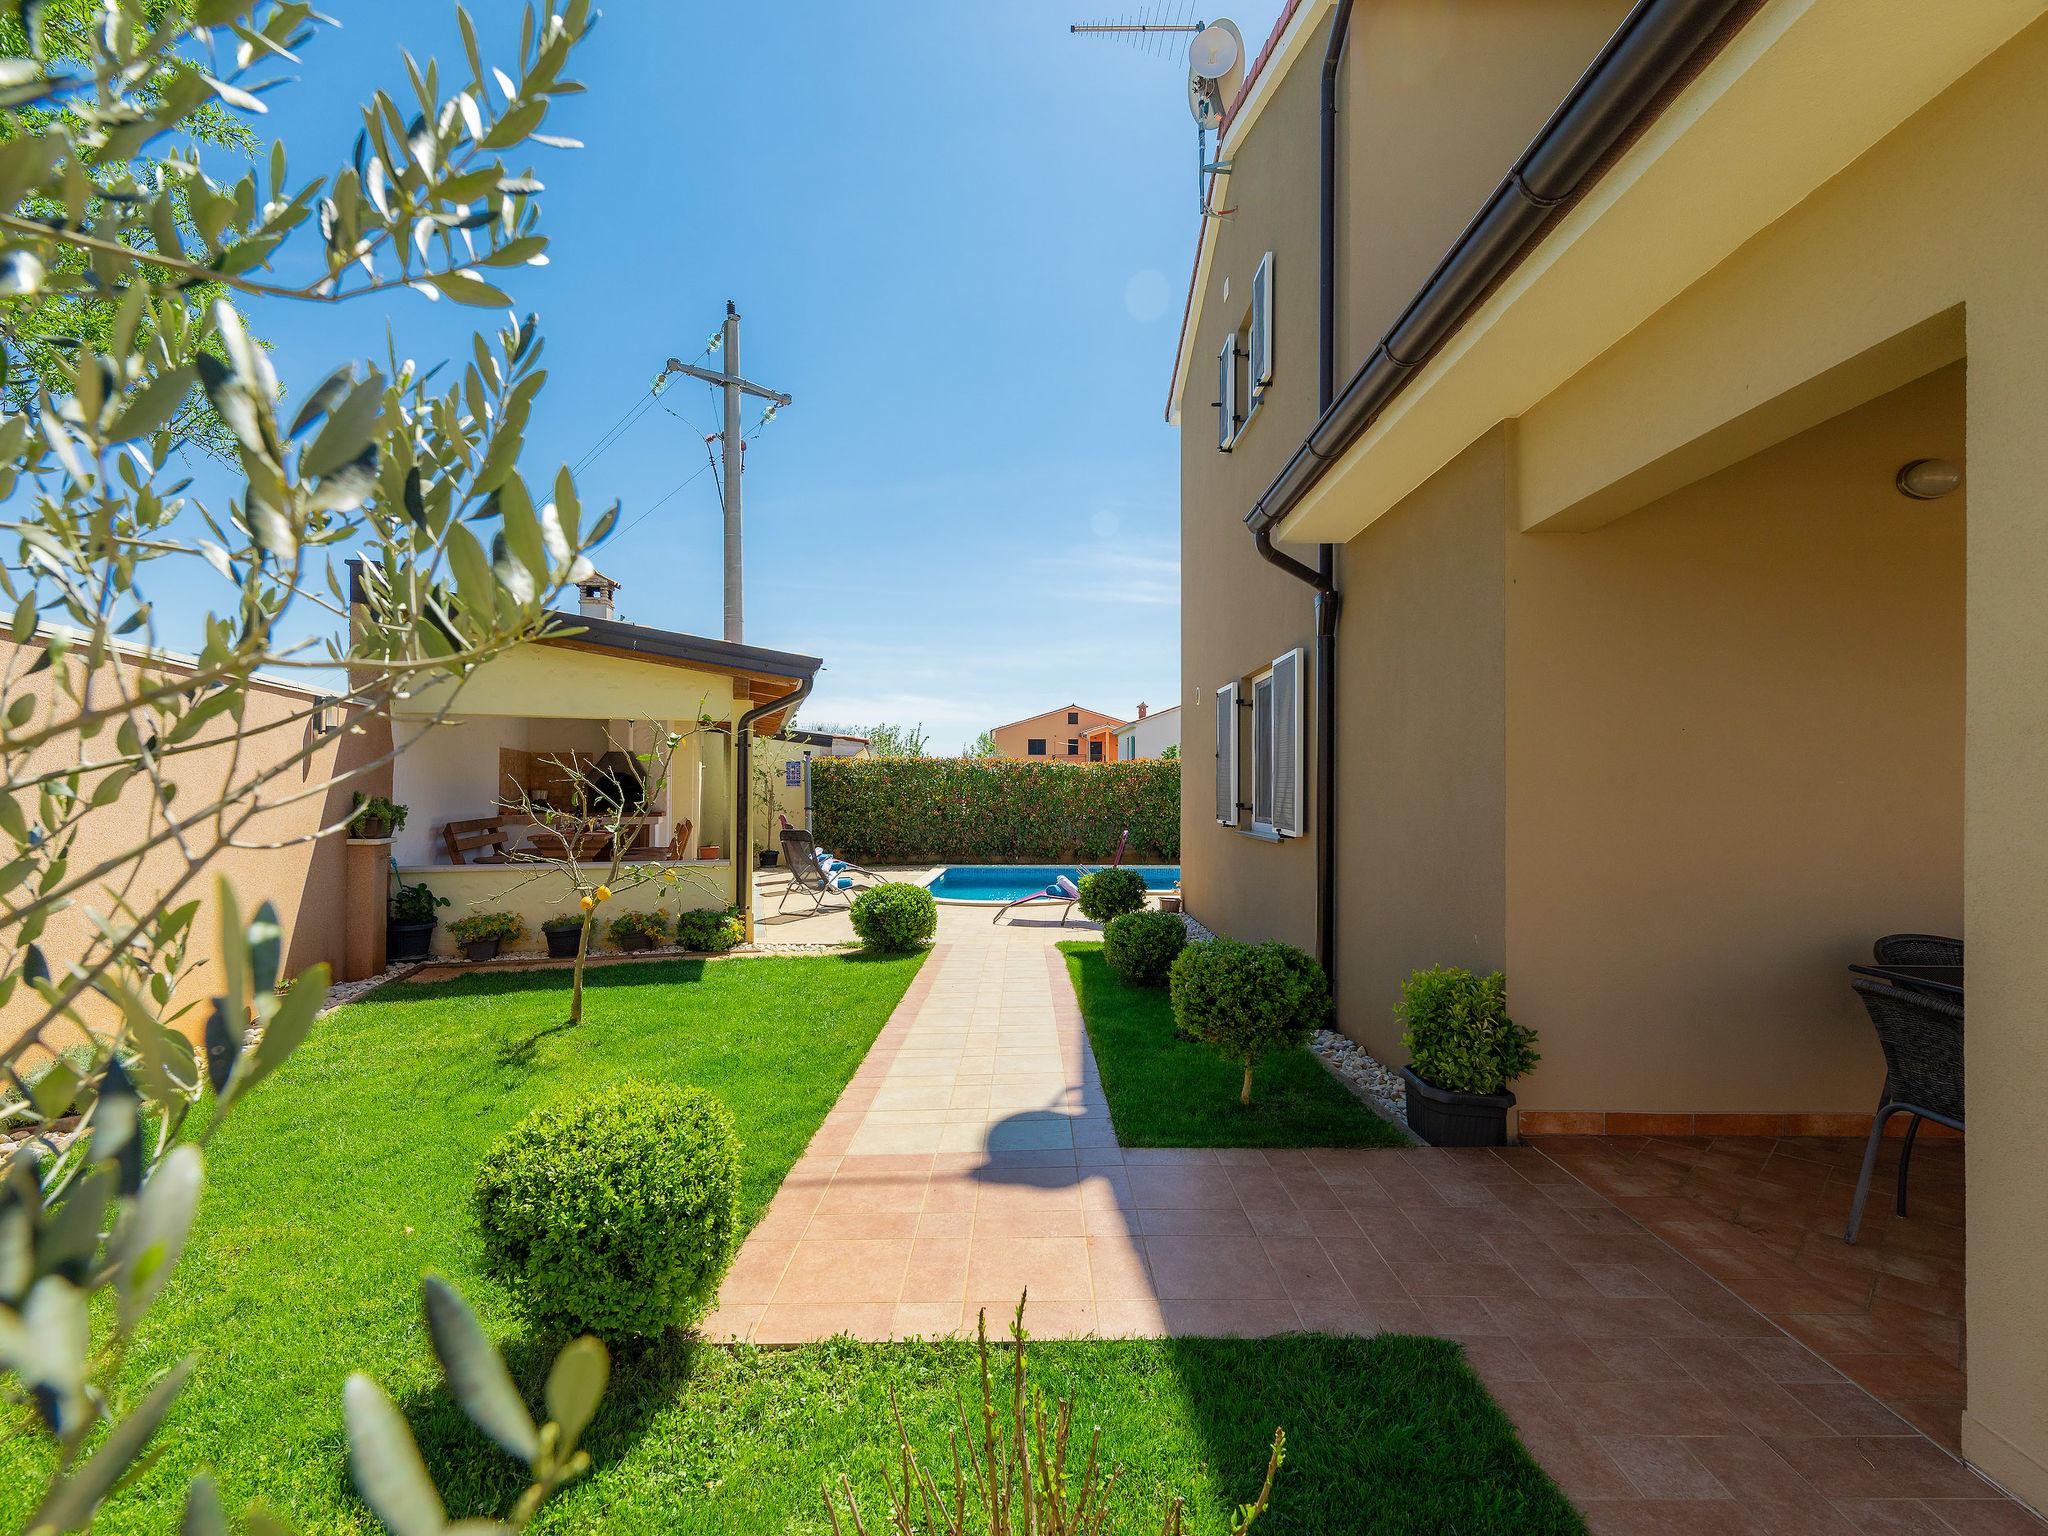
812,758,1179,864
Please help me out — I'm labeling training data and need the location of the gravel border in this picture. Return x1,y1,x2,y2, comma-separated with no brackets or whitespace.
1313,1028,1416,1137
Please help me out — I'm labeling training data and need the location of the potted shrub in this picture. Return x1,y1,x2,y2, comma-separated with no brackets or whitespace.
387,878,447,961
350,793,408,840
606,908,670,953
1169,938,1330,1105
541,913,585,959
673,906,745,953
1396,967,1540,1148
447,910,524,962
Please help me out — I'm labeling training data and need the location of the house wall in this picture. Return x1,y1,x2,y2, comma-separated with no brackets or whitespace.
1331,432,1509,1056
990,707,1123,760
1178,0,1629,953
0,640,364,1052
396,639,743,726
393,859,736,958
1117,707,1181,760
1504,366,1965,1114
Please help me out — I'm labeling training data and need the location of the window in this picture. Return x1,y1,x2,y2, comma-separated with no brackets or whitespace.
1027,738,1046,756
1216,252,1274,454
1067,711,1079,725
1089,740,1104,762
1251,672,1275,829
1248,647,1306,838
1120,737,1135,761
1067,738,1079,755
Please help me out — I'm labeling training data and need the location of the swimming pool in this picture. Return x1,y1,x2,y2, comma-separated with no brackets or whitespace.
923,864,1181,905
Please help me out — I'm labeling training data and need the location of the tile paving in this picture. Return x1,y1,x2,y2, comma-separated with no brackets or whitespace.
1533,1130,1970,1455
704,923,2041,1534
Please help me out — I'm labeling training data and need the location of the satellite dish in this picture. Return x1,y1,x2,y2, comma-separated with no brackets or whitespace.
1186,19,1244,129
1189,21,1241,78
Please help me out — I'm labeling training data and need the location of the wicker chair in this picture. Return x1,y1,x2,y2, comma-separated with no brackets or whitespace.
1872,933,1963,967
1844,975,1963,1244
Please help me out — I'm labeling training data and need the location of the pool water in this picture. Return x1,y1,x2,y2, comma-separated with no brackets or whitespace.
923,864,1181,905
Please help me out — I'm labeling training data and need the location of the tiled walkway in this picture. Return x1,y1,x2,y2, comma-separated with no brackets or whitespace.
1535,1131,1969,1454
706,928,2042,1534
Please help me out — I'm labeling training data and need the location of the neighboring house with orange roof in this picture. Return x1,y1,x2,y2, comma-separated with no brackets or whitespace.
989,704,1125,763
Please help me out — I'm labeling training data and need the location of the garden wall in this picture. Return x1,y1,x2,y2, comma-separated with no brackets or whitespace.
811,758,1179,864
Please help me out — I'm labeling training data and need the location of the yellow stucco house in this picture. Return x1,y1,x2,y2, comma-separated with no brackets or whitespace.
347,569,819,961
1172,0,2048,1509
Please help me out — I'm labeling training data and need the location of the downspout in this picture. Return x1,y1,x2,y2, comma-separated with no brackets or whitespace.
1249,0,1354,987
733,673,815,942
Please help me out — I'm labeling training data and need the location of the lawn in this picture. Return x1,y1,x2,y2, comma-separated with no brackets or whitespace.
1060,942,1409,1148
437,1328,1585,1536
0,953,925,1536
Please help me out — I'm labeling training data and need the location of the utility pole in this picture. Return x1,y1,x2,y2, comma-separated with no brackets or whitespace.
658,301,792,643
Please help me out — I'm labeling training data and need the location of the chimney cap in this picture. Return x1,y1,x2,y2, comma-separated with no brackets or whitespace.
577,570,621,595
1136,702,1149,718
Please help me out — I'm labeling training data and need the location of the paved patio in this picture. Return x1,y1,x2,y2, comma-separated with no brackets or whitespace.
703,913,2041,1534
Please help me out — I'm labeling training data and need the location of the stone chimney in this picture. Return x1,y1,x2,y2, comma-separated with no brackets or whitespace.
577,571,620,621
1136,702,1149,719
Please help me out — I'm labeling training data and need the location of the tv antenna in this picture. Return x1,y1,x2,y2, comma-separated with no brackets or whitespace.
1072,13,1242,218
1069,5,1205,57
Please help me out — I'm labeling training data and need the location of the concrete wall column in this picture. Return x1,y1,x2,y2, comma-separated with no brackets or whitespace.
1961,279,2048,1512
342,837,391,981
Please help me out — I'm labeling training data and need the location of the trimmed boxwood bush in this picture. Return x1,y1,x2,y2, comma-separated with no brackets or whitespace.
673,906,744,952
851,882,937,953
1396,966,1539,1095
1168,938,1331,1106
812,757,1177,863
472,1080,739,1340
1078,867,1148,924
1103,909,1186,986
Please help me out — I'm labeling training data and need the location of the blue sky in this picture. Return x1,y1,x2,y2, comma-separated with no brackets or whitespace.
197,1,1285,750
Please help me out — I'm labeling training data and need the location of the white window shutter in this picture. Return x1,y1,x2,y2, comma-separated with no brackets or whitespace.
1251,252,1274,391
1270,647,1305,837
1251,674,1274,828
1216,338,1236,452
1214,681,1238,826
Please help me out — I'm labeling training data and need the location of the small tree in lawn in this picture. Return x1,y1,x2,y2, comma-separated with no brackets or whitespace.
1168,939,1331,1105
494,721,721,1027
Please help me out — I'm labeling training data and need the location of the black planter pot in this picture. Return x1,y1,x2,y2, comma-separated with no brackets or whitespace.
355,818,391,840
460,937,502,962
615,931,656,953
1399,1065,1516,1148
387,920,436,962
544,926,582,959
758,849,780,869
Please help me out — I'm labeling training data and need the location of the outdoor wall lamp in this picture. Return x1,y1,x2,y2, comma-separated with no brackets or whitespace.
1896,458,1962,500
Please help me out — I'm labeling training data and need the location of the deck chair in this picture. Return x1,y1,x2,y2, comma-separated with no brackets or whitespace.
994,829,1131,925
778,828,870,913
781,827,881,883
441,816,515,864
